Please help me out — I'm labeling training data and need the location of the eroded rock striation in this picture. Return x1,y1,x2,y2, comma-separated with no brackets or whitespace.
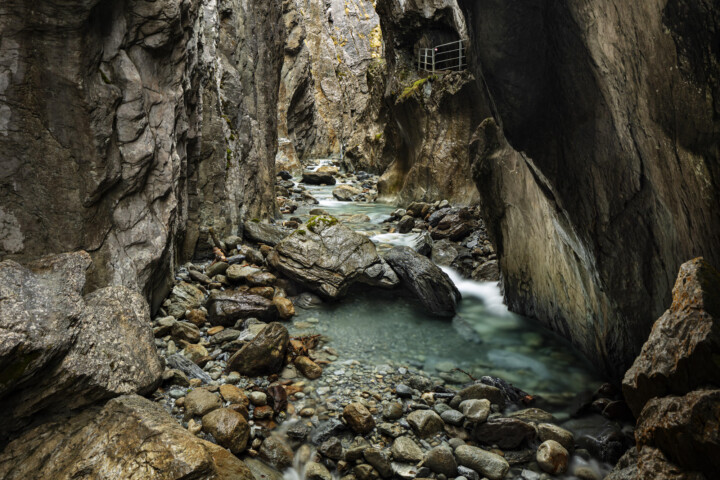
458,0,720,379
0,0,284,311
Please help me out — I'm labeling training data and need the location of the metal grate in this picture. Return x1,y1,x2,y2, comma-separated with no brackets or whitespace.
418,39,467,73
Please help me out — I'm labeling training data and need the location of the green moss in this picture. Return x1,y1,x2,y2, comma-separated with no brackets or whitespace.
306,215,338,232
100,71,112,84
295,229,306,236
397,75,437,103
251,218,260,223
0,351,41,388
374,132,383,141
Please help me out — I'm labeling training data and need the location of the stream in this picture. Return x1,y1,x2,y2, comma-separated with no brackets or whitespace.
274,161,618,479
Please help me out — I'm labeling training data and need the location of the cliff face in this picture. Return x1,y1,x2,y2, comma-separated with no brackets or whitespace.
459,0,720,379
0,0,284,310
277,0,382,168
374,0,483,205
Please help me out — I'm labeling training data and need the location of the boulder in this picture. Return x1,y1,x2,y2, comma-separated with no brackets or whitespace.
454,445,509,480
606,446,707,480
202,408,251,455
206,290,279,326
302,172,336,185
623,258,720,417
0,253,162,437
397,215,415,234
333,184,362,201
268,215,398,299
343,402,376,434
0,395,254,480
473,417,536,449
227,323,289,376
244,221,291,246
384,246,461,317
635,389,720,478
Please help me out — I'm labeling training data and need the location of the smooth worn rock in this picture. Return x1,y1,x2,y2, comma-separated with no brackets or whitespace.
302,172,337,185
226,265,261,282
260,435,295,470
364,448,394,479
273,296,296,319
473,417,536,449
407,410,444,438
247,271,277,287
383,246,461,317
424,446,457,476
455,444,510,480
202,408,251,454
635,389,720,478
295,355,323,379
207,290,279,326
333,185,363,201
0,252,162,437
305,462,333,480
172,321,201,343
537,423,575,451
441,409,465,426
319,437,344,461
228,323,289,376
185,388,222,417
268,215,398,298
0,395,253,480
392,436,424,463
537,440,569,475
459,383,506,409
219,384,248,406
460,399,491,424
623,258,720,416
343,402,376,434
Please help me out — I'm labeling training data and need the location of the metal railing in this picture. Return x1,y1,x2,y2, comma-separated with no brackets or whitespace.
418,39,466,73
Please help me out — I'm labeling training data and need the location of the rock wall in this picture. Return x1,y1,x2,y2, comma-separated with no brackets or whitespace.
374,0,484,205
277,0,383,168
0,0,284,311
459,0,720,379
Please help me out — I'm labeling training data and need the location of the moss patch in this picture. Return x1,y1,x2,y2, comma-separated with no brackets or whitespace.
306,215,339,233
397,75,436,103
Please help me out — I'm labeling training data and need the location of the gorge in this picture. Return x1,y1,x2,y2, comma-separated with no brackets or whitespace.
0,0,719,479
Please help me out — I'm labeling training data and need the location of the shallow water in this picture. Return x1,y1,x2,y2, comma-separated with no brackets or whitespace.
290,168,605,405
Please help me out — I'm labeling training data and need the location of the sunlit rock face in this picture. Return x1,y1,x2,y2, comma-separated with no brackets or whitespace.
458,0,720,379
277,0,383,170
374,0,484,205
0,0,284,310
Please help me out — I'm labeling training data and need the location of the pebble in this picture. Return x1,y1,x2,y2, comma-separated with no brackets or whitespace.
249,392,267,406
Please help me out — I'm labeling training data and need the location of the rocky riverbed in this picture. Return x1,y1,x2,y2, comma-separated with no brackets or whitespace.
140,161,635,480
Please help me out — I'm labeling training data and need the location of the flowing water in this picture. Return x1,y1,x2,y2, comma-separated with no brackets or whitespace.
281,161,614,479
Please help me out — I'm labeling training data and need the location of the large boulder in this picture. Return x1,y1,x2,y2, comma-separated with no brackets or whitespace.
623,258,720,416
268,215,398,298
302,172,336,185
244,222,291,246
635,389,720,478
0,395,254,480
228,323,289,376
0,252,162,438
383,246,461,317
206,290,279,326
332,184,362,201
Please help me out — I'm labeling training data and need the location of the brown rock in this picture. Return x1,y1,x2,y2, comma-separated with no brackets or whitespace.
273,296,296,320
208,326,225,335
202,408,251,455
250,286,276,299
343,402,376,434
247,271,277,287
295,356,322,379
623,258,720,417
186,309,208,327
473,417,536,449
228,323,289,376
253,405,274,420
259,435,294,470
635,389,720,478
537,440,569,475
183,343,209,364
219,384,249,407
185,388,222,417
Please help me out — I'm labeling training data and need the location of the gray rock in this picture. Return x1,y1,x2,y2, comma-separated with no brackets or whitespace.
311,419,347,445
391,436,424,463
206,262,230,278
260,436,294,470
472,417,536,449
268,216,398,298
460,399,491,424
244,222,291,246
459,383,506,409
406,410,444,438
167,282,205,319
395,384,414,398
424,446,457,476
384,246,461,317
456,466,480,480
319,437,344,460
397,215,415,234
440,409,465,426
305,462,332,480
165,354,212,383
228,323,289,376
346,436,371,461
210,328,243,345
333,185,362,201
302,173,336,185
226,265,262,282
185,388,222,417
364,448,393,478
171,321,201,343
455,445,510,480
206,290,279,326
0,253,162,437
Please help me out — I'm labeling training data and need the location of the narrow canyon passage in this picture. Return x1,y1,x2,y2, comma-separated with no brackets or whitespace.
0,0,718,479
